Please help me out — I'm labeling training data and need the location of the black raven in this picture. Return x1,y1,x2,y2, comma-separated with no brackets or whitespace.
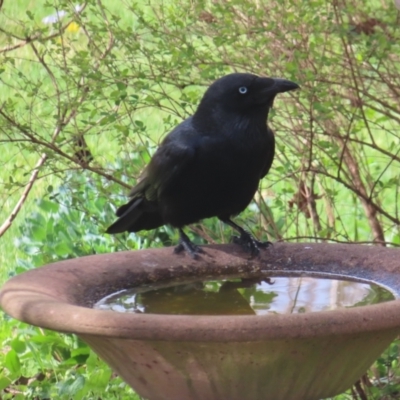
106,73,299,257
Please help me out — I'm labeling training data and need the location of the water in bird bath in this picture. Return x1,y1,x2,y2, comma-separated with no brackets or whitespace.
94,276,395,316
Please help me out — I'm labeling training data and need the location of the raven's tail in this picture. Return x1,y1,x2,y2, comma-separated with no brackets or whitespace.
106,197,164,234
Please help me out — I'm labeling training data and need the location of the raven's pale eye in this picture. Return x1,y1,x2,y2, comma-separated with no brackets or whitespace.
238,86,248,94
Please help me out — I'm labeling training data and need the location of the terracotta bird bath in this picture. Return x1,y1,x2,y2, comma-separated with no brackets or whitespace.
2,243,400,400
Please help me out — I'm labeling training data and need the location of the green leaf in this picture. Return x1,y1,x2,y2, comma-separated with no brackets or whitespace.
116,82,127,91
88,368,112,389
11,338,26,353
392,234,400,245
26,10,34,20
30,223,46,241
0,376,11,391
38,199,59,213
4,349,21,374
58,374,85,396
54,242,71,256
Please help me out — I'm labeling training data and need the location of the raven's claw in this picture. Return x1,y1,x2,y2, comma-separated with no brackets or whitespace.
232,231,271,257
221,218,271,257
174,228,204,259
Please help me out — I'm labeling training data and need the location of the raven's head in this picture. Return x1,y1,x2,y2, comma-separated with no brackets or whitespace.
196,73,299,118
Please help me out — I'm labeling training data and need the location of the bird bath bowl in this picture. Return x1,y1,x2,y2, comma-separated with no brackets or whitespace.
2,243,400,400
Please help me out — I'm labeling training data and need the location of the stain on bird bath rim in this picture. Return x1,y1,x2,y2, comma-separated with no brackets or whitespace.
2,243,400,400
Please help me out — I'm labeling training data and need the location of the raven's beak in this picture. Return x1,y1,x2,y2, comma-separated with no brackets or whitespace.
271,78,300,93
256,77,299,104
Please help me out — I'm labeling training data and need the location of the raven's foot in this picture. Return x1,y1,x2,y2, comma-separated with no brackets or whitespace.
174,228,204,259
232,231,271,257
220,218,271,257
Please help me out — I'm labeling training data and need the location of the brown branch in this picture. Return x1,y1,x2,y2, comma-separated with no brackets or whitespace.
0,108,128,188
304,167,399,227
335,134,385,244
189,226,217,245
304,175,322,234
0,19,118,236
0,154,45,237
30,42,62,120
254,193,284,241
0,117,66,238
353,379,368,400
316,178,335,238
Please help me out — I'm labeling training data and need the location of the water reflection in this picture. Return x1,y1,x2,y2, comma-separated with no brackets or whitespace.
95,277,394,316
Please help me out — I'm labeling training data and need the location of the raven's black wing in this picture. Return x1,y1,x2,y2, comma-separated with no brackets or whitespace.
106,118,198,233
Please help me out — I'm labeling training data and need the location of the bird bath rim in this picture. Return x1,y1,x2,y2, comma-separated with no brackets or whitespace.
1,242,400,342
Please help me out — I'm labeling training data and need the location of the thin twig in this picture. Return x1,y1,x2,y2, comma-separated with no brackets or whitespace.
0,121,64,237
0,4,87,54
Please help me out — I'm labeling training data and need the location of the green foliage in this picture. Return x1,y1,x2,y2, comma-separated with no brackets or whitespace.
0,316,138,399
2,0,400,247
1,172,148,398
13,168,181,274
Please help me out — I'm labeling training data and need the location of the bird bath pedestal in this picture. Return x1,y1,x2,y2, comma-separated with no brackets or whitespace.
2,243,400,400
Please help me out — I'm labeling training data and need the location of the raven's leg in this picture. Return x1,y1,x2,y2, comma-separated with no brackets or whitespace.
220,218,271,257
174,228,204,259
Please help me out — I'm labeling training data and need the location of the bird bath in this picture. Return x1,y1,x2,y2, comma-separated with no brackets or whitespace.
2,242,400,400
